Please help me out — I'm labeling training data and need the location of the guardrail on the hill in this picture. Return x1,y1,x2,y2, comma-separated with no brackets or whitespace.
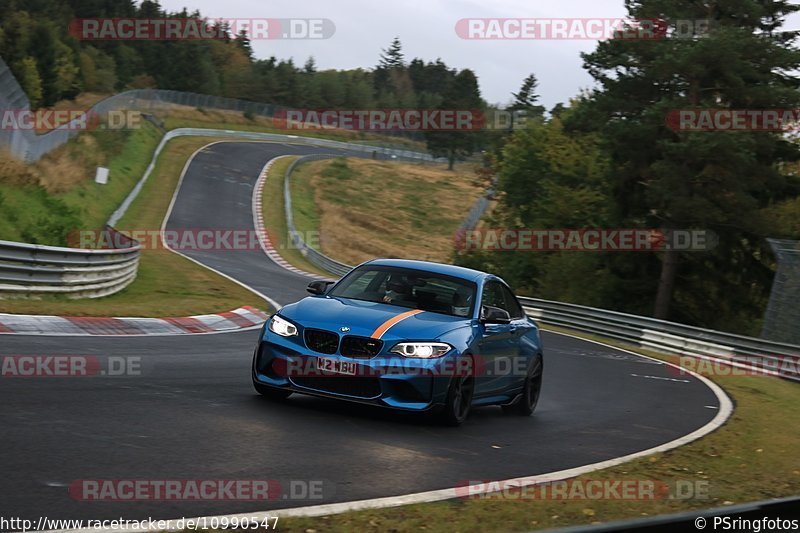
520,296,800,381
283,154,353,278
0,227,140,299
0,84,435,162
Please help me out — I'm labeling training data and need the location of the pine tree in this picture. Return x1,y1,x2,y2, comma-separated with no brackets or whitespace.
235,29,253,60
378,37,404,70
579,0,800,326
509,74,545,125
425,69,485,170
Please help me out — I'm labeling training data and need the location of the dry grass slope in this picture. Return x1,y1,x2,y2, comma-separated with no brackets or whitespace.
294,158,486,265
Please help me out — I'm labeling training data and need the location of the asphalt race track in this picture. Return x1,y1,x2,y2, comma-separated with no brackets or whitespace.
0,142,726,525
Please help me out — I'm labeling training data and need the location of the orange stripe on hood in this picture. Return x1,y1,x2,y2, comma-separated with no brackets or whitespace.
371,309,424,339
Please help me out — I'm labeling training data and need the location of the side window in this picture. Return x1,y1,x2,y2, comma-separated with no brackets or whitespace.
337,270,381,298
482,282,509,312
500,284,524,319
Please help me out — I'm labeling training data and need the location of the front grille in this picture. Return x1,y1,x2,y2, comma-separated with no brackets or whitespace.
340,336,383,358
292,375,382,399
304,329,339,354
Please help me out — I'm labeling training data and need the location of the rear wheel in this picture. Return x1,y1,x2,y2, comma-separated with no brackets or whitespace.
441,373,475,426
254,381,292,401
502,356,543,416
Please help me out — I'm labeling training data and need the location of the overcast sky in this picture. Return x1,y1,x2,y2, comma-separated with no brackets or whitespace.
159,0,800,110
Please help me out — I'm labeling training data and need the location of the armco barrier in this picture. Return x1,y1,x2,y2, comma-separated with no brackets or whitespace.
0,227,140,299
278,159,800,381
283,155,353,278
0,85,437,162
0,126,429,302
519,296,800,381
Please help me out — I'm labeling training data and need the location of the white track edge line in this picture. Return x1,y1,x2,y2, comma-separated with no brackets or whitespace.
44,329,733,532
158,141,283,314
251,156,323,280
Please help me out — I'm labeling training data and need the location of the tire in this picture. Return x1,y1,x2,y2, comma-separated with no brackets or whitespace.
441,371,475,426
502,356,543,416
254,381,292,401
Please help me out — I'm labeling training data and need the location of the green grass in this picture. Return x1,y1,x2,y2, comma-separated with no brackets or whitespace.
289,158,331,250
0,136,269,316
0,125,161,245
274,331,800,532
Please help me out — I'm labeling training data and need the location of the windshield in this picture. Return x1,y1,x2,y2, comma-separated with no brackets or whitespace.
329,266,476,318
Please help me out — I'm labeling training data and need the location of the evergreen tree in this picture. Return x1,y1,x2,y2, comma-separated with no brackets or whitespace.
578,0,800,327
425,69,485,170
509,74,545,126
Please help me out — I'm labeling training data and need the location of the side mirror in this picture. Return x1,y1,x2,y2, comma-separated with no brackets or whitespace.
307,280,333,295
480,305,511,324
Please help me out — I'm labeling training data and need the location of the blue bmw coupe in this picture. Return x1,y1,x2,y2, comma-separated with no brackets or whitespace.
252,259,543,425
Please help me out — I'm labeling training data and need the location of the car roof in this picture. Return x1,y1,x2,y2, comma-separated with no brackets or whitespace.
362,258,489,282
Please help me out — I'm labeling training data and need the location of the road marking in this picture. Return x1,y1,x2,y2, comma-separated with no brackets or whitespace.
160,141,283,313
630,373,691,383
45,332,734,532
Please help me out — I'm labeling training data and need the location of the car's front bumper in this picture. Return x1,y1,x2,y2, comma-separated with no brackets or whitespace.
252,334,465,411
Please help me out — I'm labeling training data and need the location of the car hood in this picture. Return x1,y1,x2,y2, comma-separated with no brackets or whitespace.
279,296,470,342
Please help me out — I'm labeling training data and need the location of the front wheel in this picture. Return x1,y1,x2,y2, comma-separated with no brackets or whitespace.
503,356,543,416
254,381,292,401
441,373,475,426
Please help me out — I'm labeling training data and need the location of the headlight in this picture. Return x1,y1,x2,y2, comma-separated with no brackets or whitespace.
390,342,452,358
269,315,298,337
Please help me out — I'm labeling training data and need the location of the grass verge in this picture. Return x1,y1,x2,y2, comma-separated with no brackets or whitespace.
275,329,800,532
0,124,162,244
0,136,268,316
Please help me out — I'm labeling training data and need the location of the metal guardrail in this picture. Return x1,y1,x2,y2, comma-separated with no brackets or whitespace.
520,296,800,381
0,125,427,301
1,85,439,162
0,227,140,299
283,155,353,278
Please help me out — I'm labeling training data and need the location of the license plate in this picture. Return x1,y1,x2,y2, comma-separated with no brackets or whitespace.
316,357,357,376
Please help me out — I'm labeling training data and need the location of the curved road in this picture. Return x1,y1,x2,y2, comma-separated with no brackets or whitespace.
0,142,726,524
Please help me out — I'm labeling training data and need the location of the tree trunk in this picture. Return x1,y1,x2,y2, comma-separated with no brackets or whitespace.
653,247,679,319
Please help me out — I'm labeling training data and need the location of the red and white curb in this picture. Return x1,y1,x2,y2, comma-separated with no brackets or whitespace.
0,306,269,336
252,156,331,281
